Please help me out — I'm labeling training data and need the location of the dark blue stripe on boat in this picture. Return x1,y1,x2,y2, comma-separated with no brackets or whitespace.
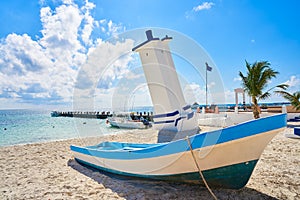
187,112,194,119
182,105,191,111
175,117,184,126
153,120,175,124
70,114,287,160
153,110,179,119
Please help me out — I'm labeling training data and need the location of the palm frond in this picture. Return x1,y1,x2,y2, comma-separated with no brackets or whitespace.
259,91,271,100
276,84,289,90
274,90,292,99
275,90,300,110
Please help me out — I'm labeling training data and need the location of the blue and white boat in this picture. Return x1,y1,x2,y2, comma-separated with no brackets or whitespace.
70,30,287,189
71,113,286,189
107,116,151,129
107,113,152,129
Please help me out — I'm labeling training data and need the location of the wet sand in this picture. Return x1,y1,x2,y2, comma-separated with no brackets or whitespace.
0,121,299,200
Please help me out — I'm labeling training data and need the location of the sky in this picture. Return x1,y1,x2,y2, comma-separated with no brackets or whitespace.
0,0,299,110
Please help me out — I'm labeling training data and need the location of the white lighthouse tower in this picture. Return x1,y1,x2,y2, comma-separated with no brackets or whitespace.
133,30,199,141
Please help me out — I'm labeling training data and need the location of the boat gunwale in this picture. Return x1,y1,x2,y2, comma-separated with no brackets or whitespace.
70,113,287,159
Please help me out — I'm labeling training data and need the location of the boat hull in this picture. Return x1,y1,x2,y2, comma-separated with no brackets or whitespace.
71,114,286,189
109,120,146,129
75,157,258,189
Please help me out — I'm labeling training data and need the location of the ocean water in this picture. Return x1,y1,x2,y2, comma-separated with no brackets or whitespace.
0,103,288,147
0,109,122,147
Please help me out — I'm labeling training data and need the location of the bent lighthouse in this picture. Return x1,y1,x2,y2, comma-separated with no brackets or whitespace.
132,30,199,141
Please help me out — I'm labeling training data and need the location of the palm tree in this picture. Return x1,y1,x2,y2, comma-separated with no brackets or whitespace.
275,91,300,110
239,60,288,119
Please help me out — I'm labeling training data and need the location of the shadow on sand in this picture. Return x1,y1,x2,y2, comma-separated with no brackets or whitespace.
68,159,278,200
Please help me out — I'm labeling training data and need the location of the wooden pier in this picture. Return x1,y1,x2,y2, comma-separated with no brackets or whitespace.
51,111,154,121
51,111,112,119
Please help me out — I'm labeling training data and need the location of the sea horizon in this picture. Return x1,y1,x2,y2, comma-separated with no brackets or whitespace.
0,109,125,147
0,101,291,147
0,101,290,111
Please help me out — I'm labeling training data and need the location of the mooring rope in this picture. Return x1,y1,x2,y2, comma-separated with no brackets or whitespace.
185,136,218,200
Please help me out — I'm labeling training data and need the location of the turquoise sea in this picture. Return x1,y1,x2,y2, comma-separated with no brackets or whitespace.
0,103,288,147
0,109,123,147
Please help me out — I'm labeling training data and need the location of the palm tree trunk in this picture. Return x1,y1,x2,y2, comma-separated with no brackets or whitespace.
252,96,260,119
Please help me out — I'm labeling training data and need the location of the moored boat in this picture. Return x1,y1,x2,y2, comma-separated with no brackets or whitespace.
71,113,286,189
107,116,152,129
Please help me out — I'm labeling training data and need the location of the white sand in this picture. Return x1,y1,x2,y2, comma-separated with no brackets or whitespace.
0,122,299,200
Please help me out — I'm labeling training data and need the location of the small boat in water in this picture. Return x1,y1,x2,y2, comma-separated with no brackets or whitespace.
107,114,152,129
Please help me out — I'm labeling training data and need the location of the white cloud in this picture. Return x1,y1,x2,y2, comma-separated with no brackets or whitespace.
193,2,215,12
224,89,236,104
81,14,95,45
76,68,151,111
62,0,73,4
186,2,215,20
0,0,127,108
81,39,135,89
284,75,300,89
208,81,216,89
72,38,135,110
234,77,242,82
183,82,237,105
183,83,203,104
99,19,125,37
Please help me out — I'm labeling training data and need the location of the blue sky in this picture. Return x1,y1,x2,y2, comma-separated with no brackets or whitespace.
0,0,299,110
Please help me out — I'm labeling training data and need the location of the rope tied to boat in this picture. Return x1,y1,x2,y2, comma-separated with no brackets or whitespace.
185,136,218,200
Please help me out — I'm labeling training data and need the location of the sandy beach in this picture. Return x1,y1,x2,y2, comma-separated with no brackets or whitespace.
0,120,299,200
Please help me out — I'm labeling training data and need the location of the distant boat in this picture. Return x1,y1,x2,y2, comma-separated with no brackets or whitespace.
107,113,152,129
71,114,286,189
